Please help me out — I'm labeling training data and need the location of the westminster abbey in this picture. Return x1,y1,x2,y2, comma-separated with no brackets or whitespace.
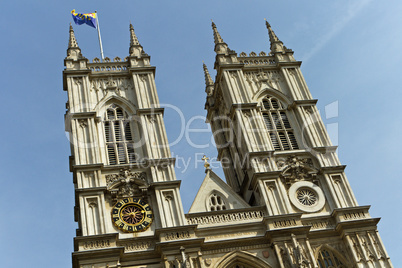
63,20,393,268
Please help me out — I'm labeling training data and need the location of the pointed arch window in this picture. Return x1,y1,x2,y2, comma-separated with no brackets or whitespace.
261,97,299,151
208,193,227,211
317,249,345,268
104,104,135,165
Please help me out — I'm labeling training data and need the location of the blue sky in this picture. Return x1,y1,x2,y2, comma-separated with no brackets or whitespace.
0,0,401,266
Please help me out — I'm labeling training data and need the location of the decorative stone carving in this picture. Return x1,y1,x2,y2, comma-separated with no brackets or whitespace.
203,243,268,255
118,78,133,91
273,219,297,228
289,234,311,268
83,239,111,250
368,232,386,259
78,119,87,128
168,259,181,268
304,107,313,115
277,156,317,185
139,74,147,82
121,241,153,252
361,236,375,259
186,209,264,225
240,58,276,66
288,68,297,76
243,70,284,90
106,169,148,201
148,115,157,124
242,110,251,118
343,211,366,220
106,76,117,90
331,242,348,258
73,77,82,85
90,77,134,92
205,231,258,241
351,236,364,261
256,70,275,90
165,231,191,241
304,219,335,230
279,246,292,268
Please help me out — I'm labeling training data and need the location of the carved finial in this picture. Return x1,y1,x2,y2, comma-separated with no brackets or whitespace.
202,155,211,170
211,21,224,44
203,63,214,96
68,24,79,49
265,19,284,53
129,23,143,57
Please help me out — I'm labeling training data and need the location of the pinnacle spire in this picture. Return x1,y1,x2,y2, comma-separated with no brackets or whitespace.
129,23,143,57
68,24,79,49
203,62,214,96
211,20,230,54
203,63,213,86
265,19,281,43
264,19,284,53
130,23,140,46
211,20,224,45
66,24,82,60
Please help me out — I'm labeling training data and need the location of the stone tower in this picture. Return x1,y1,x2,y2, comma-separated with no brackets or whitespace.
64,24,188,267
200,20,393,267
63,20,393,268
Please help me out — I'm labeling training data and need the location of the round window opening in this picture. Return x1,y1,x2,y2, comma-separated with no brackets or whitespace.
288,181,325,213
296,188,317,206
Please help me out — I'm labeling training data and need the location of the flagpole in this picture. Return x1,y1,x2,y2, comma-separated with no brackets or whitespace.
95,10,105,60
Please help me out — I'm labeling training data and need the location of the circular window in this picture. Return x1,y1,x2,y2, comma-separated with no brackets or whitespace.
289,181,325,213
296,188,317,206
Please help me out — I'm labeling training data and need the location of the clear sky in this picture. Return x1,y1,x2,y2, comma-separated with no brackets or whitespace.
0,0,401,267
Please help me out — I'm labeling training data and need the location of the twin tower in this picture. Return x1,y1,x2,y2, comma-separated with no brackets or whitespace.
63,20,392,268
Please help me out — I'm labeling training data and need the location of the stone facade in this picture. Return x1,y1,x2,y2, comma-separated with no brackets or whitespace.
63,21,393,268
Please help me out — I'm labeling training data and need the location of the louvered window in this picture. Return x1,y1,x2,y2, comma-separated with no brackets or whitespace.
104,104,136,165
261,97,299,151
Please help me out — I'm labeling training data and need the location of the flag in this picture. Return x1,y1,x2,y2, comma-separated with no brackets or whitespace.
71,10,97,29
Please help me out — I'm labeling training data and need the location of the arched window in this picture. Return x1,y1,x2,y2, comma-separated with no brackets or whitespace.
317,249,345,268
104,104,135,165
208,193,227,211
261,96,298,151
215,251,271,268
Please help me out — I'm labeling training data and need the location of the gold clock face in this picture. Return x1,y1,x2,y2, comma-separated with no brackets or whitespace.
111,197,153,233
